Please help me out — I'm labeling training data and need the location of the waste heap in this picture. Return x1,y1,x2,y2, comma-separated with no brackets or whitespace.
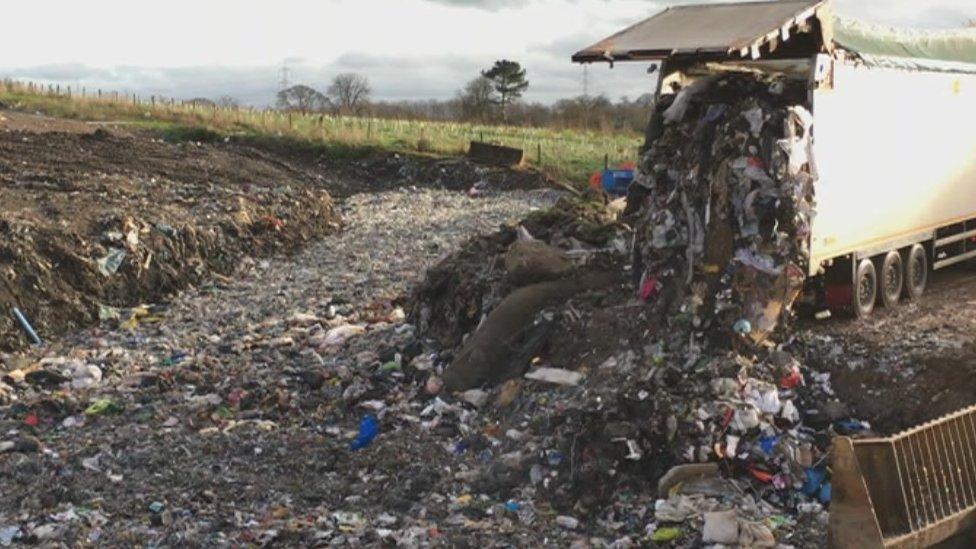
623,72,835,544
632,72,815,345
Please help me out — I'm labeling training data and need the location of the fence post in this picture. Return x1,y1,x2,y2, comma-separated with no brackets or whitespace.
537,143,542,165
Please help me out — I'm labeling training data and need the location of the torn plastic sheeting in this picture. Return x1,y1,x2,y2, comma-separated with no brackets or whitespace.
96,248,127,276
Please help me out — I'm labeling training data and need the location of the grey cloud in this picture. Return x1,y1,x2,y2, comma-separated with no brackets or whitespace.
1,49,653,107
424,0,529,11
418,0,971,26
1,64,279,106
4,0,971,109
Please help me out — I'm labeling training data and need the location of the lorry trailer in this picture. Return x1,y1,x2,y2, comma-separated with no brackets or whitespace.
573,0,976,319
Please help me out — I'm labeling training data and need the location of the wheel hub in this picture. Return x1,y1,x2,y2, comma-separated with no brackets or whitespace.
913,258,925,286
886,265,899,294
860,275,874,304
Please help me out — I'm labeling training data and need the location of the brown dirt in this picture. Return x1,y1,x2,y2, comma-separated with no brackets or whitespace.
796,266,976,434
0,110,340,351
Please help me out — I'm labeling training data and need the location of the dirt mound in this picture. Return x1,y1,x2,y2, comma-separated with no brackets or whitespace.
321,150,554,198
410,197,625,350
0,115,340,350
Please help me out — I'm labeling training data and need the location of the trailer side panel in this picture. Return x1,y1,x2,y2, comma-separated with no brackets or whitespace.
809,61,976,275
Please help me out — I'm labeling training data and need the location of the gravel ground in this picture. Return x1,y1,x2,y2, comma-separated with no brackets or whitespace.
305,188,563,307
0,187,563,546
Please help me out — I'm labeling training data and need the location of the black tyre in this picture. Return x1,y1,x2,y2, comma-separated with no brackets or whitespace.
903,244,928,300
853,258,877,318
877,251,903,307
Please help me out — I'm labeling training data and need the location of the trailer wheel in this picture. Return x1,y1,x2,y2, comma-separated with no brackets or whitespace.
877,251,903,307
903,244,928,300
853,259,877,318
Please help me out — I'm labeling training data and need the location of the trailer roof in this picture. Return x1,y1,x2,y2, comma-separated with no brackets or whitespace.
833,17,976,68
573,0,976,72
571,0,827,63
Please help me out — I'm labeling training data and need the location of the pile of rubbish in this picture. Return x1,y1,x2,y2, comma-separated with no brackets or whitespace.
0,122,343,352
631,72,816,344
0,92,887,545
2,187,585,546
388,74,852,543
618,72,840,542
415,72,849,544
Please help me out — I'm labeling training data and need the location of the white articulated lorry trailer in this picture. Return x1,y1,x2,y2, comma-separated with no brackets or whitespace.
573,0,976,318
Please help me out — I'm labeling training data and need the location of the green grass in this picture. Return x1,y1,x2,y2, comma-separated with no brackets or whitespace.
0,80,643,185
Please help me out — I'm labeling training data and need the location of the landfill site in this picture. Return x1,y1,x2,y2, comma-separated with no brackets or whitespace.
3,1,976,547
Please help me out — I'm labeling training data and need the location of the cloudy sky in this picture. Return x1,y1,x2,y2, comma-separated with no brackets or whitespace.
1,0,973,105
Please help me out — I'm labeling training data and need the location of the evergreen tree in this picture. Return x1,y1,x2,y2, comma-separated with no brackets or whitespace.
481,60,529,122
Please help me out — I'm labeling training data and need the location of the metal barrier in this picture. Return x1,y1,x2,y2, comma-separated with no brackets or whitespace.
831,404,976,548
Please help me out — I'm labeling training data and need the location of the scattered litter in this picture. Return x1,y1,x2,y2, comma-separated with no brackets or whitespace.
524,367,582,386
349,414,379,451
96,248,127,276
12,308,42,346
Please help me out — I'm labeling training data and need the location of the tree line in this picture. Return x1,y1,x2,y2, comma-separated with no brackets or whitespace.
264,60,653,133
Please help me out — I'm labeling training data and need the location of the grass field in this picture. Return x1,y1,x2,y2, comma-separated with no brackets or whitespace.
0,80,643,185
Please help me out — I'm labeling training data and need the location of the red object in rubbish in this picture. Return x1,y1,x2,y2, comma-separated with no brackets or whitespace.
617,162,636,171
721,407,734,428
749,466,774,484
227,388,245,407
260,215,284,231
639,276,659,301
24,413,39,427
588,172,602,191
779,369,803,389
746,156,765,168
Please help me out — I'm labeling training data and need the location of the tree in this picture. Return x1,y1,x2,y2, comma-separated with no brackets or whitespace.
216,95,240,108
328,73,371,115
554,94,612,130
457,76,495,121
968,18,976,27
276,84,328,114
481,60,529,122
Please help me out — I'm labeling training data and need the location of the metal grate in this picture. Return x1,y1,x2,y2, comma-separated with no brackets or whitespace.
831,404,976,548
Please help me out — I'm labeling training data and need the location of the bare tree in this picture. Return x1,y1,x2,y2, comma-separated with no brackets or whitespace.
457,76,495,122
276,84,328,114
327,73,371,115
216,95,240,108
968,18,976,27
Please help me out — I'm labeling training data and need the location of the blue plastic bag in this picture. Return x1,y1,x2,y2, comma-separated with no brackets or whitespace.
349,414,378,451
802,468,827,496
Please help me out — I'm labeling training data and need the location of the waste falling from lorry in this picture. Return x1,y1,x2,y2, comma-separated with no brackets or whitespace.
631,71,816,343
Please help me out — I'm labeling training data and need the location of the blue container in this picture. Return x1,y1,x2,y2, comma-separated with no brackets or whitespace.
600,169,634,196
